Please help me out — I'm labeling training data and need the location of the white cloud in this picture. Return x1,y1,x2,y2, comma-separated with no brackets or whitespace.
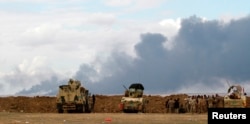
88,12,116,25
132,0,165,10
159,18,181,50
103,0,133,7
0,10,180,71
103,0,165,12
0,56,61,95
18,56,46,73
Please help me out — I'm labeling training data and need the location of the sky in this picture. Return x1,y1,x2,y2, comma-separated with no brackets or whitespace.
1,0,250,96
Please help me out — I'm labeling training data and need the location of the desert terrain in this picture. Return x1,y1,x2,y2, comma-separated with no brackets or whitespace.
1,94,191,113
0,94,249,113
0,112,207,124
0,94,249,124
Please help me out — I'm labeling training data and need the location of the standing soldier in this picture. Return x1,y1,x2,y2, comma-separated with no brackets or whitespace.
165,99,169,113
215,94,224,108
190,96,197,114
207,95,214,108
197,95,202,113
174,98,180,113
201,95,208,113
184,97,191,113
167,98,175,113
92,94,96,111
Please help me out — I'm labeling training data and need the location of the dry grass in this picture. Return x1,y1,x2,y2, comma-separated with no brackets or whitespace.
0,112,207,124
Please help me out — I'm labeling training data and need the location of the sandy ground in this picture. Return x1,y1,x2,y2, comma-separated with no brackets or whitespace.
0,112,207,124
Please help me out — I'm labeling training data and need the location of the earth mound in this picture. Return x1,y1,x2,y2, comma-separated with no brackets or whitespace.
0,94,249,113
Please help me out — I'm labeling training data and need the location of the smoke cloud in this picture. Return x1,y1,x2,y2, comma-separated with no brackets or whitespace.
16,15,250,95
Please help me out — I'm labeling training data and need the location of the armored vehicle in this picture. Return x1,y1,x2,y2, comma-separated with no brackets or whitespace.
223,84,247,108
56,79,93,113
119,83,148,113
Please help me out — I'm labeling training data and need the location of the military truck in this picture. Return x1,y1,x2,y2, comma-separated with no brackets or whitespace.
119,83,148,113
223,84,247,108
56,79,93,113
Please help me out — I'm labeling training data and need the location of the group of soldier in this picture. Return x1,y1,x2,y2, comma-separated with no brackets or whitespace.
165,94,224,114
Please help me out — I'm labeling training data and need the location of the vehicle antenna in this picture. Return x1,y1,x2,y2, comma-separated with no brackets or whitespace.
226,80,231,87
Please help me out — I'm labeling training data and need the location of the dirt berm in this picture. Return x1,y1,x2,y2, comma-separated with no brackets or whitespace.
0,94,249,113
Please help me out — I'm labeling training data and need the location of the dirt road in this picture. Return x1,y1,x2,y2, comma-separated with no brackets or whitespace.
0,112,207,124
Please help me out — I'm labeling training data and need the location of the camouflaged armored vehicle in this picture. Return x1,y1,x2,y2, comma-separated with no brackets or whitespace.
223,84,247,108
119,83,148,113
56,79,93,113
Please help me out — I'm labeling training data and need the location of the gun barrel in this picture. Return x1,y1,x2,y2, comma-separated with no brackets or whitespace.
123,85,128,90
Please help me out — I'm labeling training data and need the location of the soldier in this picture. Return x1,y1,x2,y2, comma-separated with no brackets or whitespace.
212,95,218,107
174,98,180,113
184,96,191,113
201,95,208,113
167,98,175,113
197,95,207,113
215,94,224,108
92,94,96,109
197,95,202,113
165,99,169,113
190,96,197,114
207,95,214,108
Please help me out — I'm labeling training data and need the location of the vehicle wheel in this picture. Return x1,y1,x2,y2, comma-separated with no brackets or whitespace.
57,103,63,113
82,105,86,113
58,109,63,113
142,106,146,113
